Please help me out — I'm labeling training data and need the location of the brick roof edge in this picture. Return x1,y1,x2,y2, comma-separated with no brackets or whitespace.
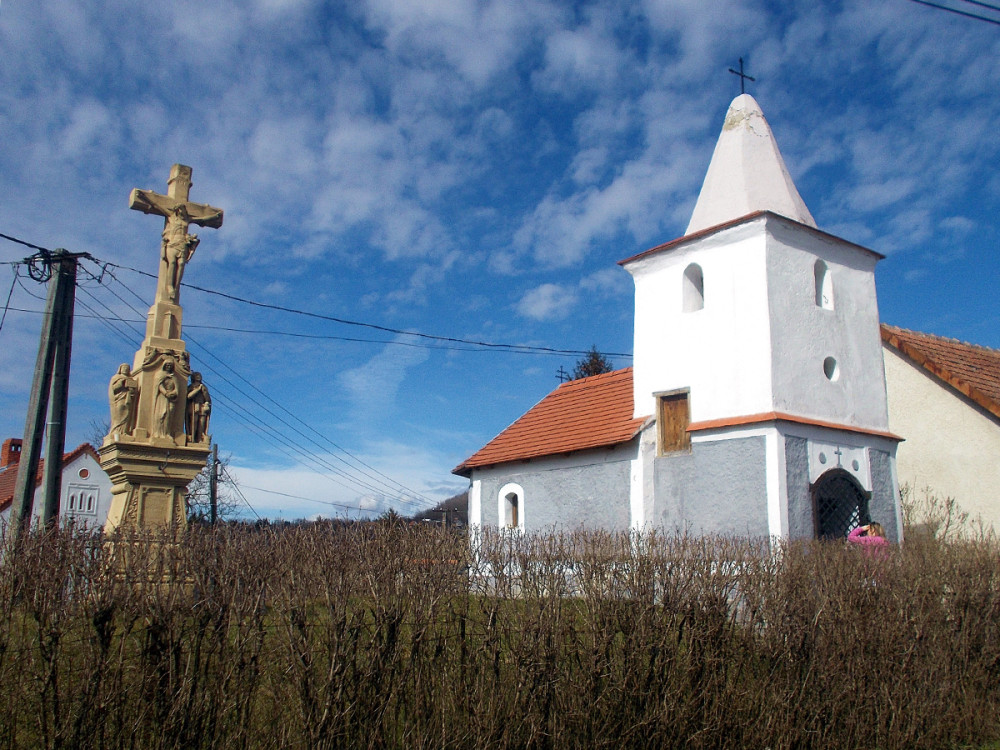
881,324,1000,421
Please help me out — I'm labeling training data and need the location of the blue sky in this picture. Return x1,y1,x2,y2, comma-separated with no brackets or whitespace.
1,0,998,520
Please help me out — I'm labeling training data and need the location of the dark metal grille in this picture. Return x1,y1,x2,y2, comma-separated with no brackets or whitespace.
814,473,870,540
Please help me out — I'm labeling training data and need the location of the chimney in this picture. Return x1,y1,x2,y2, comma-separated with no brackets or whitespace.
1,438,22,469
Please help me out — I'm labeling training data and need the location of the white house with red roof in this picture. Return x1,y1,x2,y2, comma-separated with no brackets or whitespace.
881,326,1000,530
456,94,903,543
0,438,113,531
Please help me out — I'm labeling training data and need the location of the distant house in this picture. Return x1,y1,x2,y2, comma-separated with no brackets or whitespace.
455,94,902,543
881,326,1000,530
0,438,113,530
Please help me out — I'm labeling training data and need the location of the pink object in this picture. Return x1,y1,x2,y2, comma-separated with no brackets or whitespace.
848,526,891,559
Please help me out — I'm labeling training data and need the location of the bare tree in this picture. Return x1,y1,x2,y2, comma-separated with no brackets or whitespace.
185,450,242,523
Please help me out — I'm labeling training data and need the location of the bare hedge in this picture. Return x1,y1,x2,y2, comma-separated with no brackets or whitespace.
0,523,997,749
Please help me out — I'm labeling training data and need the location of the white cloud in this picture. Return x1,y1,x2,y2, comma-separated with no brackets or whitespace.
516,283,578,321
337,338,431,423
361,0,561,86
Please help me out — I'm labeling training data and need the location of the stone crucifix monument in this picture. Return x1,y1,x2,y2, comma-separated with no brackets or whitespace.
99,164,223,532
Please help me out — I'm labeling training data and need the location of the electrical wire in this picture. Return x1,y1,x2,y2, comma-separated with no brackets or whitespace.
0,266,18,335
904,0,1000,24
85,266,435,512
2,306,590,356
237,483,372,517
104,261,632,358
957,0,1000,12
220,467,263,520
0,232,52,253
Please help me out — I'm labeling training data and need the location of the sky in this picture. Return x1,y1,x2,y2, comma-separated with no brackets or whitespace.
1,0,998,521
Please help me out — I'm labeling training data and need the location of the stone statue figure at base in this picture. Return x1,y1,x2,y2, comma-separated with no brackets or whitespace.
108,364,138,438
185,372,211,444
153,360,179,439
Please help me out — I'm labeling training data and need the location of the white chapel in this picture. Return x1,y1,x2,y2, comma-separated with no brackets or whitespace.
455,94,902,542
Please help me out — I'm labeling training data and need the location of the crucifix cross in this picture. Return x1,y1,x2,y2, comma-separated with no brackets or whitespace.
129,164,224,305
833,446,844,466
728,57,755,95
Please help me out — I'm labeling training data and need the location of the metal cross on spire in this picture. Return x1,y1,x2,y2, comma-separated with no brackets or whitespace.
728,57,755,94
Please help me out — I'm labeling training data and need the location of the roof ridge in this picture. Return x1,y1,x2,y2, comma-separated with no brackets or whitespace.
881,323,1000,355
558,366,632,390
881,324,1000,421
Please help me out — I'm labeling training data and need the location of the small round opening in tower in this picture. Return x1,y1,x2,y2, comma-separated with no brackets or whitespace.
823,357,840,381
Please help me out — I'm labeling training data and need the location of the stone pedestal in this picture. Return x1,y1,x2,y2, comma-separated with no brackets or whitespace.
99,439,210,530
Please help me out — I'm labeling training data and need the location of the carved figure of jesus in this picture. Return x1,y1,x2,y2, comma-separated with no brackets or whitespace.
161,205,202,303
130,165,223,306
185,372,212,444
153,360,179,439
108,363,138,437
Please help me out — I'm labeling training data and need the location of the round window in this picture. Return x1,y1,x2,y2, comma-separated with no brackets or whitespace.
78,468,90,479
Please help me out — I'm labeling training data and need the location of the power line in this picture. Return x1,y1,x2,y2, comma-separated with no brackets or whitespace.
238,483,373,517
903,0,1000,24
0,232,53,253
220,467,262,521
104,261,632,358
7,240,631,359
3,306,597,356
957,0,1000,12
0,267,18,335
85,265,435,512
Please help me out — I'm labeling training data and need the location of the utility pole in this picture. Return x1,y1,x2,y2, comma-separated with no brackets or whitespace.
12,250,83,537
209,443,219,525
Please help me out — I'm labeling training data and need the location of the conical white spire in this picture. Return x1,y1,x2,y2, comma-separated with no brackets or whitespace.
685,94,816,235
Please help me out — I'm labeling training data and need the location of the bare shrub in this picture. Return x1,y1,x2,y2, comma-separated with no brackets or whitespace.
0,523,996,748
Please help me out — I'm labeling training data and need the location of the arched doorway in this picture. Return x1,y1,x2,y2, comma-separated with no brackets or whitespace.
811,469,870,540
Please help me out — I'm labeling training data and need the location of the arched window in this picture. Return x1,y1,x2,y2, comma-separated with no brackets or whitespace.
498,483,525,532
682,263,704,312
814,260,833,310
812,469,870,539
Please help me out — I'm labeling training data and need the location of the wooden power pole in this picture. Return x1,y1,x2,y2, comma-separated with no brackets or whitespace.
11,250,81,536
209,443,219,525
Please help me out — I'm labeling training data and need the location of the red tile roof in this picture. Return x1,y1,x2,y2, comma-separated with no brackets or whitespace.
0,443,99,513
454,368,648,476
881,324,1000,420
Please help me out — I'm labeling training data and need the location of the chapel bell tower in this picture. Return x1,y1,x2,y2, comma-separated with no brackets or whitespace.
621,94,902,541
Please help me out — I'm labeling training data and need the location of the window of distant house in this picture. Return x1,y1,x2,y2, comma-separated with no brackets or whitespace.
657,391,691,455
498,483,525,532
682,263,704,313
814,260,833,310
66,484,99,516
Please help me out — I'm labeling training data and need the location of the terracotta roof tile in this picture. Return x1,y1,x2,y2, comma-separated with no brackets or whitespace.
454,368,648,475
0,443,99,513
881,324,1000,420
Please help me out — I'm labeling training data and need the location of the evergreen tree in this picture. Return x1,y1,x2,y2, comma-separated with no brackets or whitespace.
572,346,614,380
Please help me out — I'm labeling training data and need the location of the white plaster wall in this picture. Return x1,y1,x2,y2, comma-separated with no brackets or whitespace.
884,346,1000,530
766,220,888,430
628,218,775,421
628,215,889,433
468,479,482,528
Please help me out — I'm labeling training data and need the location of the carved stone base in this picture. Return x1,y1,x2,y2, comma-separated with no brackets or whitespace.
99,440,210,532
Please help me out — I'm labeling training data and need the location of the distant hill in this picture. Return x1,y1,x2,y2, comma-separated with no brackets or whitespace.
411,490,467,526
